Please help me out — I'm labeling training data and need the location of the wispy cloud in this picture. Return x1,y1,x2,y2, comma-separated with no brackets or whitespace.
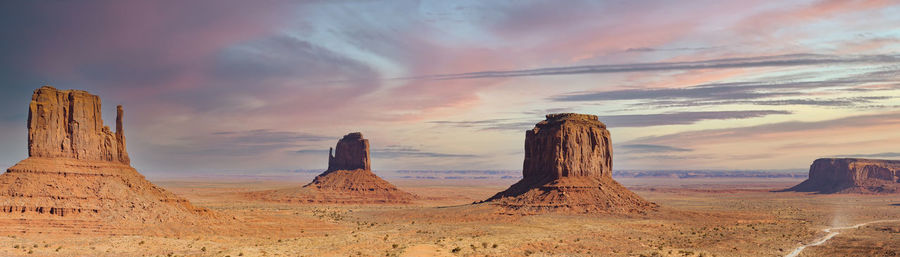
406,54,900,80
427,119,535,131
372,145,477,159
550,67,900,109
429,110,790,130
598,110,791,127
640,96,893,108
833,152,900,159
626,112,900,146
160,129,333,157
619,144,692,153
213,129,333,144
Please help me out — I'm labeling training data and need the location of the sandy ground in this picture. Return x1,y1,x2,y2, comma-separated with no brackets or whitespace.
0,177,897,257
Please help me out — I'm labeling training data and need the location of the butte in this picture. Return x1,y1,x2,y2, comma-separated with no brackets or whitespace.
482,113,655,214
0,86,209,234
783,158,900,194
248,132,415,204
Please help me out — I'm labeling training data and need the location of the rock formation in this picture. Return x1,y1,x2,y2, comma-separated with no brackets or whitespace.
247,132,415,204
0,86,208,233
784,158,900,194
484,113,655,214
27,87,130,163
327,132,370,172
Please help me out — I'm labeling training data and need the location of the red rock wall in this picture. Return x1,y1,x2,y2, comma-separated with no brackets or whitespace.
522,113,612,183
27,86,129,164
808,158,900,185
786,158,900,193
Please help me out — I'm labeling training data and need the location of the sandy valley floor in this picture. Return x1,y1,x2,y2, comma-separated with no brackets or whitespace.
0,177,897,257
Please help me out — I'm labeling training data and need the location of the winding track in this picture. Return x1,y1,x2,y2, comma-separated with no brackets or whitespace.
785,219,900,257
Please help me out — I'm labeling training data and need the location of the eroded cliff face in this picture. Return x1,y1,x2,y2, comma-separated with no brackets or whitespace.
485,113,655,214
522,113,613,184
0,86,208,233
786,158,900,193
27,86,129,164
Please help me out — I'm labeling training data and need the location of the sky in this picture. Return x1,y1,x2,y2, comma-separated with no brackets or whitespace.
1,0,899,176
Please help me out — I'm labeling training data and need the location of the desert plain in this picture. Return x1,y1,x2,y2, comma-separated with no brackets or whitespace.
1,176,897,257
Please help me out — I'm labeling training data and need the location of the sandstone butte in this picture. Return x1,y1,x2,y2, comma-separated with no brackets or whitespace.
784,158,900,194
248,132,416,204
0,86,209,233
483,113,656,214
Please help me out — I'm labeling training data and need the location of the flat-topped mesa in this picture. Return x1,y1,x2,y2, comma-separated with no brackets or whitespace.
327,132,370,172
27,86,129,164
484,113,654,214
785,158,900,194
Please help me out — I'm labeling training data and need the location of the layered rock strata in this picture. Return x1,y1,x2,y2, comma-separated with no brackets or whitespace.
785,158,900,193
248,132,415,204
484,113,655,214
0,86,208,233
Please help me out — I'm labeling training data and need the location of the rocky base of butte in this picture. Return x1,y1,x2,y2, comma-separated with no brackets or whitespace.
484,113,656,214
248,132,415,204
785,158,900,194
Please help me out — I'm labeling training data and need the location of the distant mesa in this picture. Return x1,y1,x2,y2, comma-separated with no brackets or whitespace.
247,132,415,204
483,113,656,214
783,158,900,194
0,86,209,233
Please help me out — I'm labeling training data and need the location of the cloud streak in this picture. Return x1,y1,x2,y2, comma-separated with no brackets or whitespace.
626,112,900,146
406,54,900,80
598,110,791,127
371,145,478,159
619,144,692,153
429,110,791,130
833,152,900,159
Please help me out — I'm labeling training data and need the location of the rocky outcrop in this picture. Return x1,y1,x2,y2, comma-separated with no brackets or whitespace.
785,158,900,194
28,86,129,164
247,132,415,204
0,86,209,234
484,113,655,214
327,132,370,172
